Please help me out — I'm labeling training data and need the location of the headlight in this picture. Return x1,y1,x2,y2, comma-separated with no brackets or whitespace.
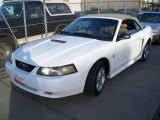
37,64,77,76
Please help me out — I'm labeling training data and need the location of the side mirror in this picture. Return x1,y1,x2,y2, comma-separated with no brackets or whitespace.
118,33,131,41
30,14,38,19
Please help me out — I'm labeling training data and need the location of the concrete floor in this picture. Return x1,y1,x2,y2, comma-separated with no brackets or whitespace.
0,45,160,120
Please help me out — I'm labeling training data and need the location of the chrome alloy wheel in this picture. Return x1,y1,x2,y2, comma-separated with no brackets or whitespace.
96,67,106,92
143,44,149,59
0,42,12,61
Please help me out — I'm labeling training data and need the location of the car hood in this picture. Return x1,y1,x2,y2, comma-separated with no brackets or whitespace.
14,35,110,67
141,22,160,29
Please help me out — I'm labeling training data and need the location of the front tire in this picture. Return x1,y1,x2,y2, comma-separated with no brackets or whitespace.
84,61,107,96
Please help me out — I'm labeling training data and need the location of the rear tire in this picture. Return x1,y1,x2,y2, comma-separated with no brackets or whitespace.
84,61,107,96
0,36,16,65
140,43,149,62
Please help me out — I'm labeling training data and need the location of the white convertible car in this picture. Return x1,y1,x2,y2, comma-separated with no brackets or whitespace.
5,14,152,98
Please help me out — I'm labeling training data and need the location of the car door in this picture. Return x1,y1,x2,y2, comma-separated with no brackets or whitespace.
115,20,142,71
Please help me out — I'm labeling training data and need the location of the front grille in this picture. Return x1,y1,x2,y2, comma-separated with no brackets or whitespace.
16,60,35,72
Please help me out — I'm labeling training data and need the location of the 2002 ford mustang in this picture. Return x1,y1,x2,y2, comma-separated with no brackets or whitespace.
5,14,152,98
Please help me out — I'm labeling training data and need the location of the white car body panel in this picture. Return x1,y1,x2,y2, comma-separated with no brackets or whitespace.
5,16,153,98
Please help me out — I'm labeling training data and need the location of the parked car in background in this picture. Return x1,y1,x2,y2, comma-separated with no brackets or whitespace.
0,0,75,65
137,12,160,44
5,14,152,98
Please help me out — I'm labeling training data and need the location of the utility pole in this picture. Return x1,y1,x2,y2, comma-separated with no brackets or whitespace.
152,0,155,11
139,0,142,12
43,0,48,37
124,0,126,14
147,0,149,11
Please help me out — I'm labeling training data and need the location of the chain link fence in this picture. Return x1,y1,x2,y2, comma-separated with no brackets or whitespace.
81,0,141,15
1,0,75,42
80,0,160,14
0,0,75,65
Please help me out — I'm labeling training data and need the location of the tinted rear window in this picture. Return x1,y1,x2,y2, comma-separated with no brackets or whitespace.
46,3,71,15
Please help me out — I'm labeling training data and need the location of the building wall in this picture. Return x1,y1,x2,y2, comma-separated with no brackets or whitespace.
69,0,81,12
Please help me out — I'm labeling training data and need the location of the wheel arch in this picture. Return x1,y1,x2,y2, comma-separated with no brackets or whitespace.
87,57,111,79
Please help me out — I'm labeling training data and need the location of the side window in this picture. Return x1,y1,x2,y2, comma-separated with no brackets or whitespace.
1,3,22,19
46,3,71,15
25,3,43,18
133,21,141,31
125,20,137,35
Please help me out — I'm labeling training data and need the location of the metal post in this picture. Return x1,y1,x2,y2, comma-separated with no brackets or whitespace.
84,0,86,12
147,0,149,11
158,0,160,12
108,0,109,13
139,0,142,12
124,0,126,14
152,0,154,11
23,1,28,43
43,0,48,37
97,0,100,14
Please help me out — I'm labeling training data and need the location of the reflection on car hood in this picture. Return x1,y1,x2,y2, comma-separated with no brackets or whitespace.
13,35,110,67
141,22,160,29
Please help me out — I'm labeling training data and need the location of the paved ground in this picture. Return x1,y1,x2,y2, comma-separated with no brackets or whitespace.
0,45,160,120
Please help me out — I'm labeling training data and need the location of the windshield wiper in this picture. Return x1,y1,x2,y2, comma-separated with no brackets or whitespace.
72,32,92,37
72,32,104,40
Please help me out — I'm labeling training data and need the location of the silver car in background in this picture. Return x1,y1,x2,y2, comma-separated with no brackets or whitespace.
137,12,160,45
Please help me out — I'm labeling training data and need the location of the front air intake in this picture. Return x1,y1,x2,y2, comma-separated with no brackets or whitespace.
16,60,35,72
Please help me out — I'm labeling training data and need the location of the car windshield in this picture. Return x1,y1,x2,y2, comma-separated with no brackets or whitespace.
0,3,22,18
60,18,118,41
137,13,160,23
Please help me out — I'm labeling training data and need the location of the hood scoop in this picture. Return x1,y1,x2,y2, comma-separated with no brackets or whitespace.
51,39,66,43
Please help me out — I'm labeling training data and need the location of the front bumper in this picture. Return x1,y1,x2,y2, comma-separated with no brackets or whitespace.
5,61,85,98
